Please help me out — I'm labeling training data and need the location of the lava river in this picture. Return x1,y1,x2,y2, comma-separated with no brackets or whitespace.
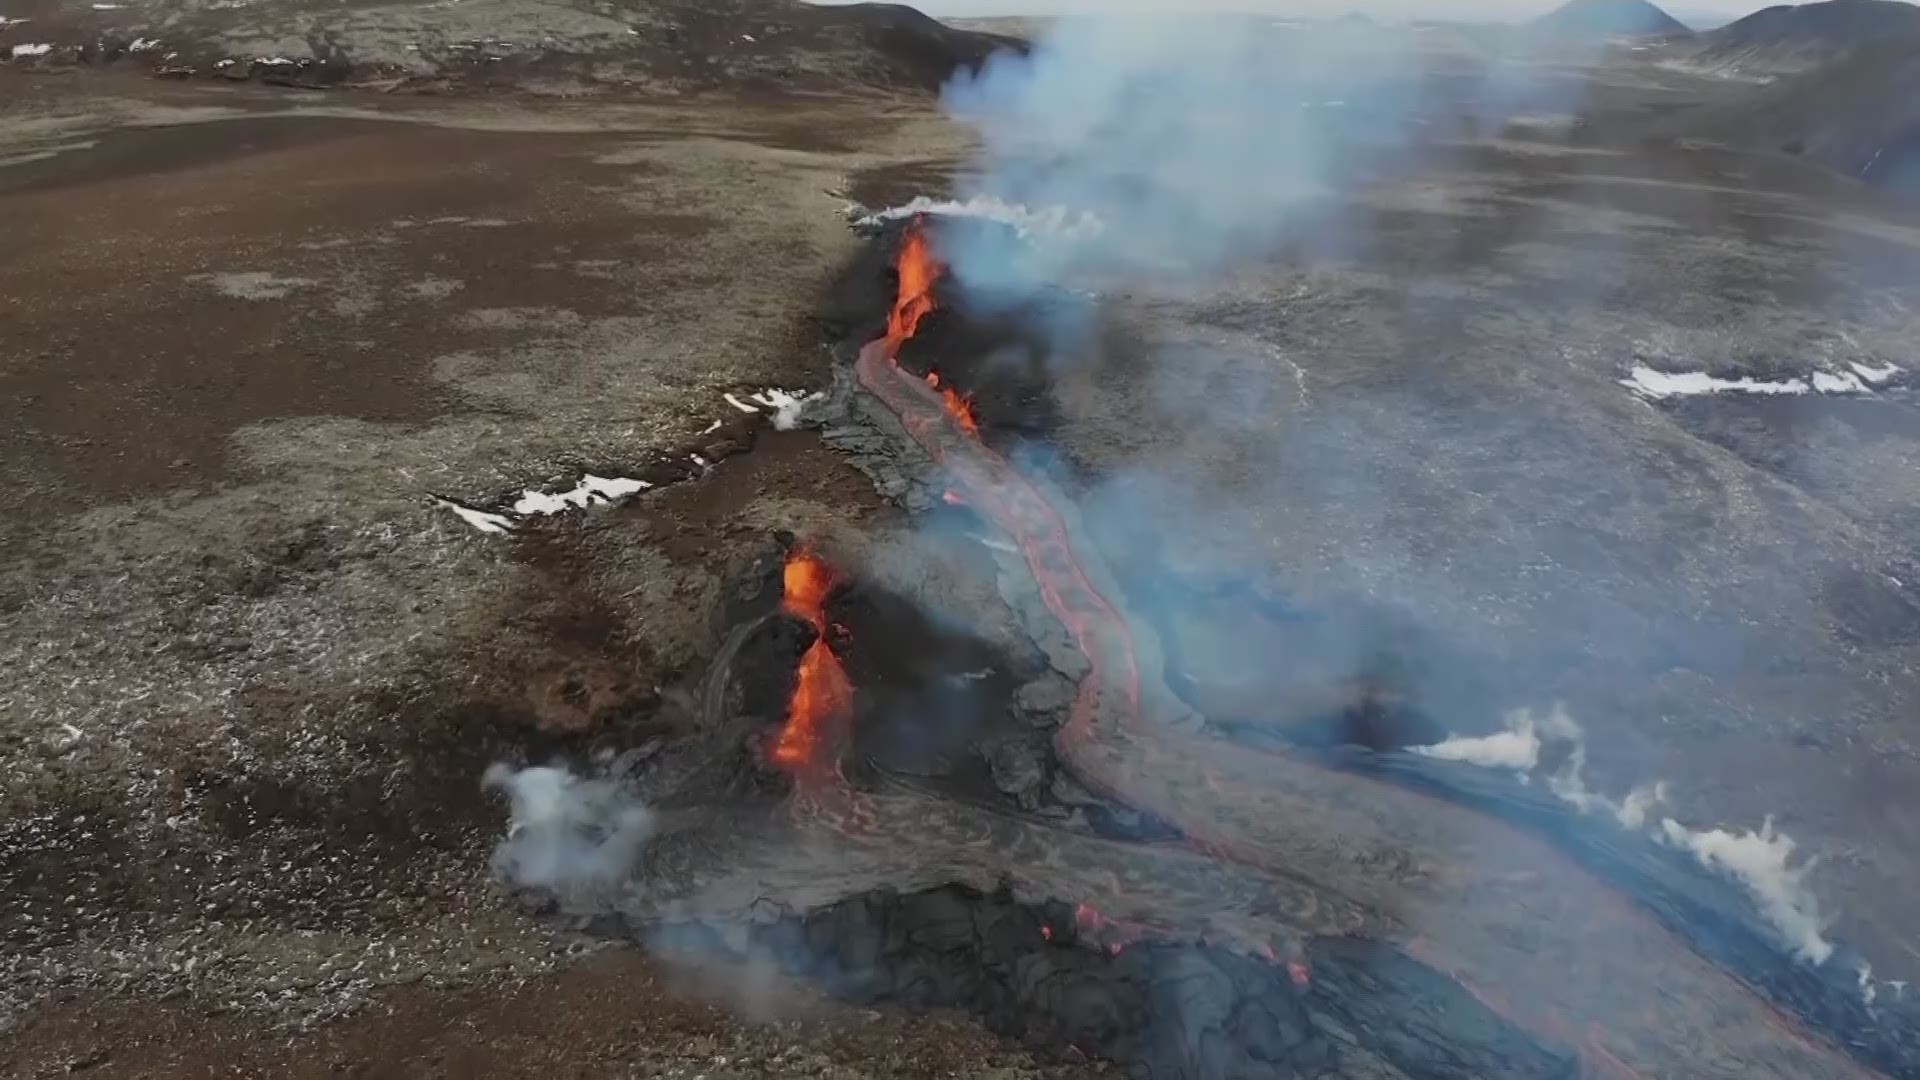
843,219,1881,1080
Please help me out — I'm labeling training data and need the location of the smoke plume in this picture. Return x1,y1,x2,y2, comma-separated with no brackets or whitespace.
1411,708,1833,964
1411,706,1544,770
482,763,654,909
1658,816,1832,965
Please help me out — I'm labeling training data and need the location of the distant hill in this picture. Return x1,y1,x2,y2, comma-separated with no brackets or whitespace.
1530,0,1694,38
1671,36,1920,191
0,0,1017,94
1690,0,1920,75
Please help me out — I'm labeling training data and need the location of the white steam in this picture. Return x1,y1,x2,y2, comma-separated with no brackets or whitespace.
1411,707,1542,769
1411,705,1833,965
850,195,1107,245
1658,816,1832,964
482,764,653,908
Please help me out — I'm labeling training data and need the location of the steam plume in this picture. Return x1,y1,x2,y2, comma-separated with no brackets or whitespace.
482,764,653,909
1411,707,1543,770
1658,816,1832,965
1411,707,1833,964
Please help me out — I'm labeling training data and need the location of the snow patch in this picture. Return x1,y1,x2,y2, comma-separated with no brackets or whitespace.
1851,361,1902,385
432,497,513,535
851,195,1107,245
438,473,651,534
1621,365,1808,399
510,474,650,516
10,43,52,58
724,388,822,430
128,36,159,51
1624,361,1903,401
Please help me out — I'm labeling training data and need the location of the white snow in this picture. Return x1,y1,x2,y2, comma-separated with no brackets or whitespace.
10,43,53,58
91,3,123,9
128,36,158,51
723,387,823,430
1811,370,1866,393
1624,361,1904,401
1621,365,1809,399
0,18,27,30
434,497,514,535
747,388,821,430
440,472,653,533
852,195,1106,244
510,474,650,516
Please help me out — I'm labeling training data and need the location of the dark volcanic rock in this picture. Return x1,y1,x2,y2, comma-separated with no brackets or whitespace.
1530,0,1694,38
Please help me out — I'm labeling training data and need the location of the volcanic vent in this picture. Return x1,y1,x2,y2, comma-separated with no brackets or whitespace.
499,218,1920,1080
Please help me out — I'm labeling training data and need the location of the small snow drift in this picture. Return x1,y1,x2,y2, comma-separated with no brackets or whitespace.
1620,361,1903,398
1530,0,1694,39
482,764,653,909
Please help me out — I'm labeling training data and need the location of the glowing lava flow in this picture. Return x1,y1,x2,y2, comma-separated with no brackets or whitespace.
849,220,1880,1080
771,547,852,782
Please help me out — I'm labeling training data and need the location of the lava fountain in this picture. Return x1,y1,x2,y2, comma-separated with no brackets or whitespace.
770,546,852,787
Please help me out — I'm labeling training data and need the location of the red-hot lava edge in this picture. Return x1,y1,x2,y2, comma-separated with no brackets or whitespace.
813,219,1879,1080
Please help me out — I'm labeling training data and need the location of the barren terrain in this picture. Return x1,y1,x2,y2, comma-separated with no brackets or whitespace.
5,7,1920,1079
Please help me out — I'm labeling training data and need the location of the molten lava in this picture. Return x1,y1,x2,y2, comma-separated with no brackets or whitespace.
923,371,981,435
771,547,852,777
885,219,941,352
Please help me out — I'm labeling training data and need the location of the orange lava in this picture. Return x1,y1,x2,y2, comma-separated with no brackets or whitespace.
924,371,981,435
885,220,941,351
1073,902,1165,956
771,547,852,777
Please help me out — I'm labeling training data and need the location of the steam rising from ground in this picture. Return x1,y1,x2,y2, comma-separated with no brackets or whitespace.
482,764,653,909
850,195,1106,245
1414,709,1833,964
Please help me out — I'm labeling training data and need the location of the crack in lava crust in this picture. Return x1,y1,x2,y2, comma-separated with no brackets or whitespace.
843,222,1883,1080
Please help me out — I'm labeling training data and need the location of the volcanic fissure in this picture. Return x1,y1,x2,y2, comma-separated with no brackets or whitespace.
607,218,1918,1080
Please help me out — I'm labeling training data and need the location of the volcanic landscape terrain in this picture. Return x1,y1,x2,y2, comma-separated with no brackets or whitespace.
4,2,1920,1078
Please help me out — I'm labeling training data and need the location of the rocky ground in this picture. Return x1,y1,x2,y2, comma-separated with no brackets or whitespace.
4,8,1920,1078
